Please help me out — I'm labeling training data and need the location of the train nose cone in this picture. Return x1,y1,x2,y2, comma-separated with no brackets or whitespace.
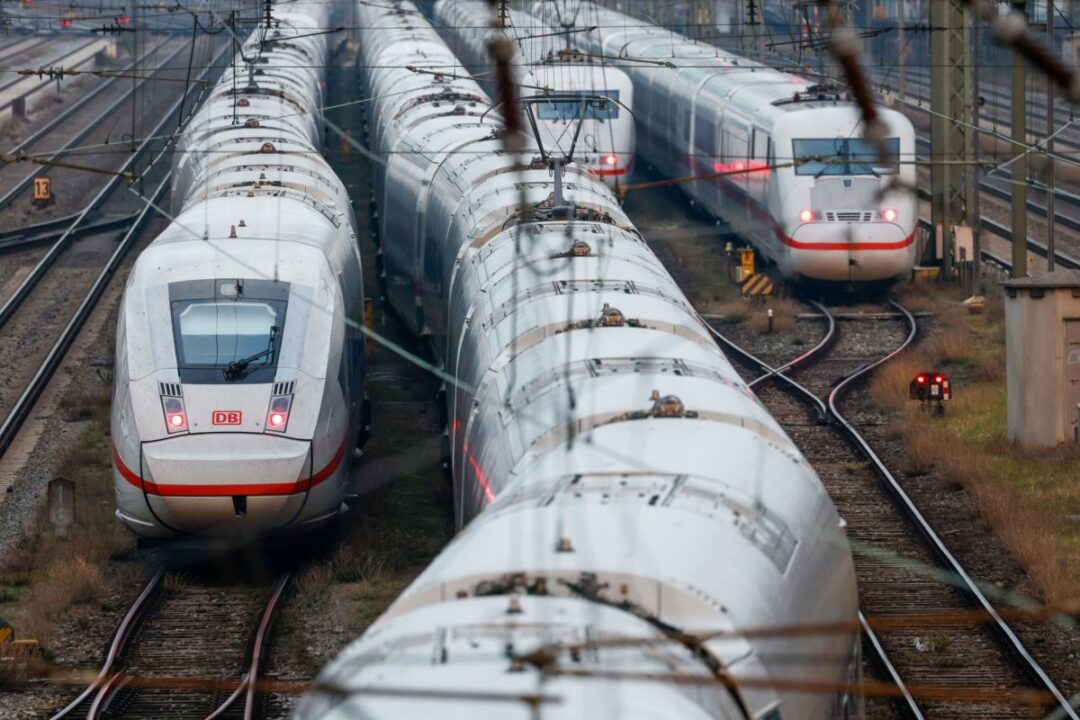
139,434,311,537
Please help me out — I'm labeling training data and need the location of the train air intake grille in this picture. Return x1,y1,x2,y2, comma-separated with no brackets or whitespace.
158,382,182,397
825,211,873,222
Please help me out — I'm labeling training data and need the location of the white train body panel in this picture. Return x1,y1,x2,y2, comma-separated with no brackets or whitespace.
432,0,635,187
296,3,860,719
112,3,365,541
530,1,917,285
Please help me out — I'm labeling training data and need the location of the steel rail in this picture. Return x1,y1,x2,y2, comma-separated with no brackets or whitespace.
243,571,291,720
202,571,293,720
747,297,837,389
0,168,170,458
0,36,52,67
915,213,1080,272
79,570,293,720
827,302,1080,720
0,211,139,252
0,38,181,209
48,568,165,720
0,37,102,97
859,611,925,720
0,40,186,211
913,136,1080,224
704,304,922,717
884,67,1080,153
0,39,229,335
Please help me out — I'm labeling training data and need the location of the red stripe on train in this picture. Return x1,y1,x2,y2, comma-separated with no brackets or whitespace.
111,434,349,497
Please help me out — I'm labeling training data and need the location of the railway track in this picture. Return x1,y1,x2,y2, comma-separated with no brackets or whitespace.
50,567,292,720
912,136,1080,231
0,36,185,218
0,39,231,457
709,301,1077,719
0,34,52,66
0,36,102,97
880,66,1080,156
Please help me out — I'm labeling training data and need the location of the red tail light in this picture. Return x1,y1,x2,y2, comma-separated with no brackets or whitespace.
162,397,188,433
265,395,292,433
60,18,71,27
119,15,130,24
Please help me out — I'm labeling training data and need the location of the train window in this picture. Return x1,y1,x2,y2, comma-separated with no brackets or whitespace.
536,90,620,121
169,278,290,383
792,137,900,176
175,302,282,366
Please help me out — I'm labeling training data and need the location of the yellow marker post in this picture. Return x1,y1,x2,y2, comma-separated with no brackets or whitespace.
739,248,755,283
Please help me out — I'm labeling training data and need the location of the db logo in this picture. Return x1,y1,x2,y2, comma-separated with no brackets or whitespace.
212,410,242,425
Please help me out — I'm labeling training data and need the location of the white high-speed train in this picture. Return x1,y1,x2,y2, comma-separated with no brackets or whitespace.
111,2,366,542
295,2,860,719
529,1,917,286
431,0,635,187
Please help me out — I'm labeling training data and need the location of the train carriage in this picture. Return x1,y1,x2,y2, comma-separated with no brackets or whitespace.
530,1,918,286
111,2,366,542
295,2,862,718
432,0,636,187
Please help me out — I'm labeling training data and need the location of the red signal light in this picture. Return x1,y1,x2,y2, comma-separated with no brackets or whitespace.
934,375,943,383
60,18,71,27
119,15,130,24
917,375,926,384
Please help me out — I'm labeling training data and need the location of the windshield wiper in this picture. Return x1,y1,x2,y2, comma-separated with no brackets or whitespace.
223,325,278,381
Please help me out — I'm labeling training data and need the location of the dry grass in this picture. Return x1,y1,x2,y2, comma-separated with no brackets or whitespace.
869,287,1080,604
0,380,133,662
747,294,800,334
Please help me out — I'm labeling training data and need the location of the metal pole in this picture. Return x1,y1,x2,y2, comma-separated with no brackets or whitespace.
1046,0,1056,272
972,7,982,290
897,0,905,97
1010,1,1028,278
755,0,766,60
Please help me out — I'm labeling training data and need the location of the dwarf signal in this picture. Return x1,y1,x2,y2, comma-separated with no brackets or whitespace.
910,371,951,415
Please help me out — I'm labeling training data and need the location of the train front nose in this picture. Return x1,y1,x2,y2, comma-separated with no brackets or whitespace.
138,433,312,537
787,220,916,282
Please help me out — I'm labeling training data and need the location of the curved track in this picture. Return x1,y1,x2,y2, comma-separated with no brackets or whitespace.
50,568,292,720
709,301,1077,719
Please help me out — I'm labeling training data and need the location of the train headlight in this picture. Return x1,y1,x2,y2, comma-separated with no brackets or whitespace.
265,395,292,433
604,154,617,166
799,209,816,223
161,397,188,434
880,208,898,222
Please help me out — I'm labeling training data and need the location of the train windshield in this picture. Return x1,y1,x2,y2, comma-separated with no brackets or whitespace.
536,90,620,121
169,279,290,383
792,137,900,176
